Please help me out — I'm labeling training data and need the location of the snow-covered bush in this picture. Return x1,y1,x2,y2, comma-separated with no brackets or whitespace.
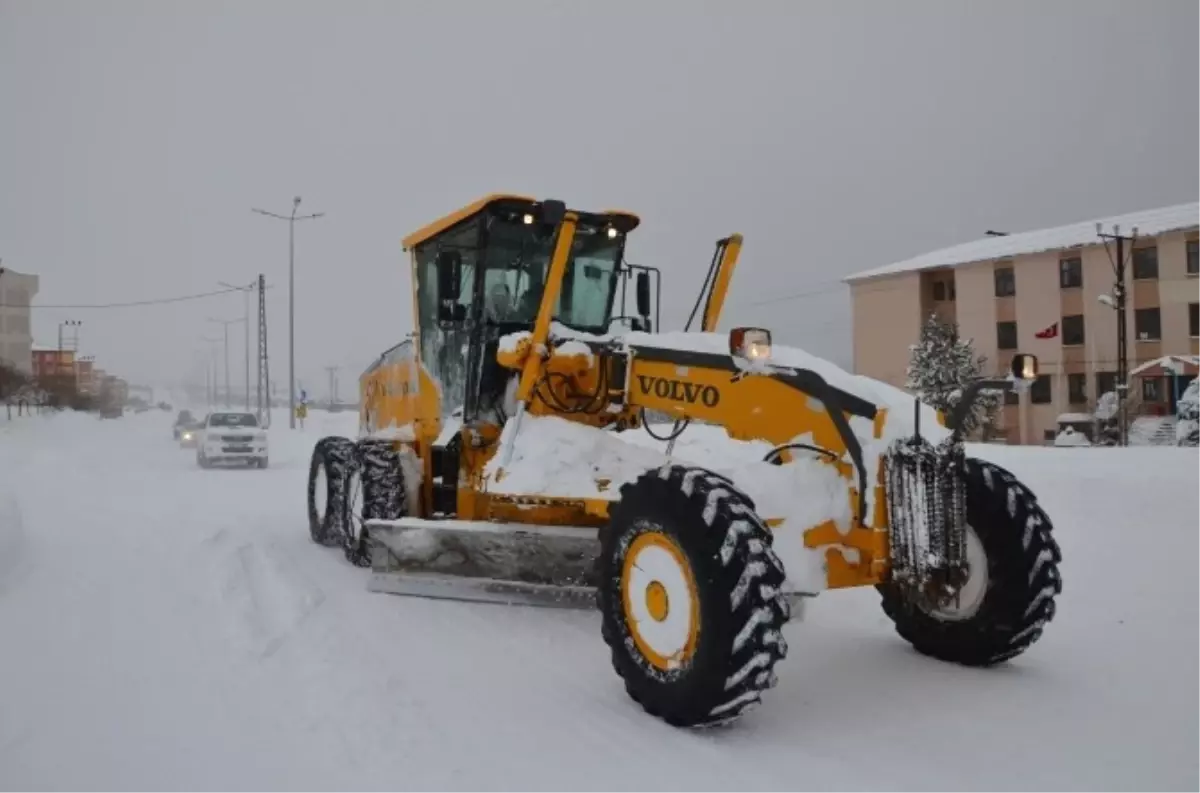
1176,379,1198,447
1054,426,1092,447
905,313,999,437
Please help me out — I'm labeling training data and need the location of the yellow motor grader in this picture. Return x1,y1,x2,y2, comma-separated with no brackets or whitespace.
306,194,1063,728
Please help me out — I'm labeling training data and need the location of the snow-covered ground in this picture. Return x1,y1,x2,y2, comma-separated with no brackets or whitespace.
0,408,1196,791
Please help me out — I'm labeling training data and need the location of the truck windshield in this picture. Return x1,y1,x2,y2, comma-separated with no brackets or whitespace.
482,222,622,333
209,413,258,428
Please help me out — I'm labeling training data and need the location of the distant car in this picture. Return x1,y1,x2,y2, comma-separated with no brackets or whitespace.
173,410,196,440
196,411,268,469
99,403,122,419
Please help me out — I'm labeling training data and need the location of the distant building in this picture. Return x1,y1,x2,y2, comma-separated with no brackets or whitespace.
0,268,39,375
846,201,1199,444
76,358,96,394
31,345,76,382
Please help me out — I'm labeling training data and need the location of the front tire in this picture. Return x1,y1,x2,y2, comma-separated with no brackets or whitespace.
878,457,1062,666
307,436,355,547
343,439,409,567
598,464,791,727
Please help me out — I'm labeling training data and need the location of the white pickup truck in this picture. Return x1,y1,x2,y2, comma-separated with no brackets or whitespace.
196,411,269,469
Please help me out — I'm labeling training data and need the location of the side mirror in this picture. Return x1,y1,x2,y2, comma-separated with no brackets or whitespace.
436,250,463,319
1010,353,1039,381
635,271,651,318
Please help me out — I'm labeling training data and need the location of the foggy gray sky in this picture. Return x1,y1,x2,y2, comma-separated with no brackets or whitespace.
1,0,1196,398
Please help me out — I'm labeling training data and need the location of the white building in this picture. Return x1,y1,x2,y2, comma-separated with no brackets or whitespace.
0,267,39,375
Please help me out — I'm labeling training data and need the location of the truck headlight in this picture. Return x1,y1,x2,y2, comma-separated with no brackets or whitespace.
729,327,772,364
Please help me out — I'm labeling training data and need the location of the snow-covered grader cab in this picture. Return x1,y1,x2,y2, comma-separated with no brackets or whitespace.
306,194,1063,728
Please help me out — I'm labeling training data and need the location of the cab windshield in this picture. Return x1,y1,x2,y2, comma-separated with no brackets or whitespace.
481,220,623,333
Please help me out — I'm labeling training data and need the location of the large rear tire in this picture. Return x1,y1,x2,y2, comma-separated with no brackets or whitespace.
307,436,356,547
344,439,409,566
878,457,1062,665
598,464,791,727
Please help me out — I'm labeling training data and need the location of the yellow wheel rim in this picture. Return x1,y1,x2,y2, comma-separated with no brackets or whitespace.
621,531,700,671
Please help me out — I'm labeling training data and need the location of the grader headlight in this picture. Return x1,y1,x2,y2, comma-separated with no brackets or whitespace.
729,327,772,364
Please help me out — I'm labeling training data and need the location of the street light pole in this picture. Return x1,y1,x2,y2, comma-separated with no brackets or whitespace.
208,317,243,408
1097,222,1138,447
218,280,256,411
200,337,221,408
252,197,325,429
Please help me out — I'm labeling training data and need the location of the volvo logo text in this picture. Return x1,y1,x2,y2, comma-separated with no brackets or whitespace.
636,375,720,407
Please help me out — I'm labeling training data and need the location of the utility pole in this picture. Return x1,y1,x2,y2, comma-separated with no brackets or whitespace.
325,365,339,407
1097,222,1138,447
57,319,81,398
256,274,271,428
252,197,325,429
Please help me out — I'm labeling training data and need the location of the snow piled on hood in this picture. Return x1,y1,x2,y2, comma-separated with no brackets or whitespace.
503,323,949,444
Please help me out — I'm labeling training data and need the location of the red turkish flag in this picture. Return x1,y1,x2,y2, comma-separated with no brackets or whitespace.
1035,322,1059,339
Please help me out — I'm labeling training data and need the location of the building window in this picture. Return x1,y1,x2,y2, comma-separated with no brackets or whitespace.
1190,303,1199,337
1068,373,1087,404
1030,375,1052,404
1004,389,1019,405
1132,246,1158,280
931,279,956,302
1188,240,1198,276
994,266,1015,297
1096,371,1116,399
1135,307,1161,341
1142,377,1163,402
1059,256,1082,288
996,320,1018,350
1062,314,1085,346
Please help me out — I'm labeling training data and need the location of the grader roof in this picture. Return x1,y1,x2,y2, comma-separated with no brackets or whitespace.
401,193,642,250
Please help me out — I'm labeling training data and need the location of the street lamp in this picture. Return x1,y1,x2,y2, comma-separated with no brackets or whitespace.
252,196,325,429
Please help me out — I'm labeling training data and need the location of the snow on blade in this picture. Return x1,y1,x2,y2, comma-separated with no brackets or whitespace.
485,413,846,594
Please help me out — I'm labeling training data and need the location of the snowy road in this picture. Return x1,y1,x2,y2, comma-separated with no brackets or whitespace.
1,409,1196,791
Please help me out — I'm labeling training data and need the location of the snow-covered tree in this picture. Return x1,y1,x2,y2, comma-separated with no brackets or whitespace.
1093,390,1120,446
1176,379,1198,447
905,313,999,437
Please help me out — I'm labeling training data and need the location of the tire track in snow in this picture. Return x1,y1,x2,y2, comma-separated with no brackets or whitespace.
207,531,328,660
0,493,30,596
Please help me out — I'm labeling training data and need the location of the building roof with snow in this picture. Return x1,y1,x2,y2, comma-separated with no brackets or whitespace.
844,201,1200,284
1129,355,1200,378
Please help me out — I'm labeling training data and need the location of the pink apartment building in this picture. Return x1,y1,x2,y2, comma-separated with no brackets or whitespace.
846,201,1199,445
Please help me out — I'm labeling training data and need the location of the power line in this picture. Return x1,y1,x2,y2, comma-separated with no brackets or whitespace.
0,285,247,310
734,279,847,308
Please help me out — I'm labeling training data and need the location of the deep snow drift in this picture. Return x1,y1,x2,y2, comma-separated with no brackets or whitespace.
0,408,1196,791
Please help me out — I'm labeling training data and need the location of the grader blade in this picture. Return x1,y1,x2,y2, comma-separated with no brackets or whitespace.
364,517,601,610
